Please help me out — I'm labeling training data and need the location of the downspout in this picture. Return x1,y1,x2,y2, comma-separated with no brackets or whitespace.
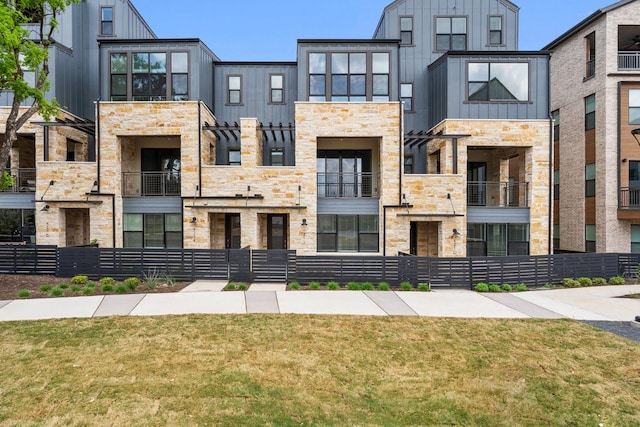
547,53,553,255
96,99,101,193
198,102,202,197
617,82,621,212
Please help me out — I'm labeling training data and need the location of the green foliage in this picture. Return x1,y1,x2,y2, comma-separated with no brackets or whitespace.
38,284,52,292
377,282,390,291
70,285,81,292
51,288,63,297
417,283,430,292
99,277,116,286
289,281,300,290
164,273,176,288
400,281,413,291
501,283,512,292
0,171,14,191
514,283,528,292
592,277,607,286
308,282,320,290
561,278,580,288
326,281,340,290
100,284,113,292
124,277,141,291
81,287,94,295
577,277,593,287
58,283,68,289
86,282,96,289
16,289,30,298
237,283,248,291
488,284,501,293
225,283,236,291
474,282,489,292
143,269,161,290
114,284,129,294
361,282,374,291
346,282,361,290
609,276,625,286
70,275,88,285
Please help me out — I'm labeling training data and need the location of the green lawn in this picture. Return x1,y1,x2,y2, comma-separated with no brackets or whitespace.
0,315,638,426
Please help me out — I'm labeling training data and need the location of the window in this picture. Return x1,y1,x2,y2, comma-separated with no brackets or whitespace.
0,209,35,243
489,16,503,45
585,163,595,197
466,223,529,256
124,213,182,248
553,170,560,200
228,75,242,104
18,53,35,88
552,110,560,141
101,7,113,35
317,214,379,252
400,17,413,45
404,155,413,174
171,52,188,101
270,148,284,166
372,52,390,101
585,32,596,79
436,17,467,51
401,83,413,111
585,94,596,130
585,224,596,252
630,89,640,125
468,62,529,101
632,225,640,253
228,148,241,166
270,74,284,103
332,53,366,101
132,52,167,101
629,161,640,207
110,53,128,101
309,53,327,101
553,224,560,251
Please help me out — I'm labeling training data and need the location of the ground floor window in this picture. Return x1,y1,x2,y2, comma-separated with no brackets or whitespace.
467,223,529,256
317,214,378,252
632,225,640,254
585,224,596,253
0,209,35,243
124,213,182,248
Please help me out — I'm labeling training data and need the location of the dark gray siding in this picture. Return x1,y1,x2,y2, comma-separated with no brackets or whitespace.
467,207,530,223
123,197,182,213
317,199,380,215
0,194,35,210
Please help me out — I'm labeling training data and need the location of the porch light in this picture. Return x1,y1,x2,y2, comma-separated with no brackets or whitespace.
41,204,50,211
301,218,307,226
191,217,197,224
632,128,640,145
452,228,461,237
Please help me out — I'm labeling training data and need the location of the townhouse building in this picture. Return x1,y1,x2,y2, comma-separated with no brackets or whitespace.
545,0,640,253
0,0,551,257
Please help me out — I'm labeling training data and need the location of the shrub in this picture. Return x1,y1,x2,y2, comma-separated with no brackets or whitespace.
58,283,69,289
101,284,114,292
70,285,82,292
99,277,116,286
561,278,580,288
71,275,88,285
289,281,300,290
164,273,176,288
577,277,593,287
609,276,625,286
82,287,95,295
327,281,340,290
237,283,248,291
143,269,162,290
361,282,374,291
400,281,413,291
418,283,431,292
592,277,607,286
226,283,236,291
86,282,97,289
377,282,390,291
474,282,489,292
501,283,512,292
514,283,528,292
308,281,320,290
114,284,129,294
347,282,361,290
51,288,64,297
488,284,501,293
39,284,53,292
17,290,31,299
124,277,141,291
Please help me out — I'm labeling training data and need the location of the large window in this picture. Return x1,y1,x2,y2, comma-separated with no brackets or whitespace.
585,32,596,79
124,213,182,248
309,53,327,101
133,53,167,101
171,52,188,101
110,53,127,101
489,16,503,45
401,83,413,112
372,52,390,101
317,214,379,252
585,224,596,252
632,225,640,254
466,223,530,256
400,17,413,45
436,17,467,51
553,224,560,251
228,75,242,104
0,209,35,243
553,170,560,200
270,74,284,104
552,109,560,141
585,94,596,130
101,7,113,35
468,62,529,102
585,163,596,197
332,53,366,101
630,89,640,125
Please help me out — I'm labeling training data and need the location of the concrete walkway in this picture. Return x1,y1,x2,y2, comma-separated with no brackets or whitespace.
0,284,638,322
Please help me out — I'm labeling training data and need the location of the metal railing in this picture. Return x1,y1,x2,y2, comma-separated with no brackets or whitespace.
2,168,36,193
619,187,640,208
467,181,529,207
618,52,640,70
317,172,377,198
122,172,181,197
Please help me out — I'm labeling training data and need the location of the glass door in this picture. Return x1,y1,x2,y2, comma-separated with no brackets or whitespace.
225,213,241,249
267,214,288,249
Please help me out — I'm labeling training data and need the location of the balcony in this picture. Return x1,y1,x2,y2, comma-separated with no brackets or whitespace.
122,172,181,197
618,52,640,70
317,172,378,198
2,168,35,193
467,181,529,207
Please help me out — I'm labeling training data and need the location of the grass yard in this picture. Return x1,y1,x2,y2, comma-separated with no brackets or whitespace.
0,315,639,426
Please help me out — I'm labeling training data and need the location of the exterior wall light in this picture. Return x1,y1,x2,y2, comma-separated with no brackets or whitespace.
632,128,640,145
301,218,307,226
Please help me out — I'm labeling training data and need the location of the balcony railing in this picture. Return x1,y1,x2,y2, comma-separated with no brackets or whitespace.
467,181,529,207
2,168,36,193
619,187,640,209
317,172,377,198
618,52,640,70
122,172,181,197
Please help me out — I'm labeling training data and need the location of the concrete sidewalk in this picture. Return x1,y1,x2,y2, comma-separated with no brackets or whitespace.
0,284,638,322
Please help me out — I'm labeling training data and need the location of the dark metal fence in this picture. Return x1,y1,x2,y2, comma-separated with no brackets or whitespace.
0,246,638,288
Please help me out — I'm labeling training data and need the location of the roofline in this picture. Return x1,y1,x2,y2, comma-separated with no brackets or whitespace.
126,0,157,39
428,50,552,70
214,61,297,66
297,38,400,44
97,38,220,61
543,0,636,50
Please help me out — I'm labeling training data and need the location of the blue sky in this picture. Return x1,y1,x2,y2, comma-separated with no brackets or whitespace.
131,0,615,61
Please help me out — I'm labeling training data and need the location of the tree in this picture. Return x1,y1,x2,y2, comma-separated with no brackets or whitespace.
0,0,77,188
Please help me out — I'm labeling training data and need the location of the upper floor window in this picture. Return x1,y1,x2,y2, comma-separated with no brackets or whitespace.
630,89,640,125
309,53,327,101
467,62,529,102
19,53,35,88
553,170,559,200
110,53,127,101
632,225,640,253
489,16,503,45
551,110,560,141
585,94,596,130
585,32,596,79
400,17,413,45
436,17,467,51
585,224,596,252
372,52,390,101
133,52,166,101
332,53,366,101
404,155,413,174
401,83,413,111
101,7,113,35
228,75,242,104
585,163,596,197
270,74,285,104
171,52,188,101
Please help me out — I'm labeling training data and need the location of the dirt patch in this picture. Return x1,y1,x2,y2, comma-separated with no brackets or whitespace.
0,274,191,300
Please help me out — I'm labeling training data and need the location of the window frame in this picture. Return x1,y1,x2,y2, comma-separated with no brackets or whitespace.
585,163,596,197
317,214,379,253
552,109,560,141
269,74,285,104
585,32,596,79
227,74,242,105
629,89,640,125
170,52,189,101
227,148,241,166
435,16,468,52
308,52,327,101
400,16,413,46
131,52,167,101
631,224,640,254
100,6,113,36
123,213,183,249
404,155,414,174
585,94,596,131
467,61,530,102
401,82,414,112
269,147,285,166
488,15,503,46
553,169,560,200
585,224,596,252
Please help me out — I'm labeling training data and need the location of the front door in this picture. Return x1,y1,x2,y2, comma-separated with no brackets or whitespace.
225,213,241,249
409,221,417,255
267,214,287,249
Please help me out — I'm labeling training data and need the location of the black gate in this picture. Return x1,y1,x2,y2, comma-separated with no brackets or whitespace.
251,250,294,282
